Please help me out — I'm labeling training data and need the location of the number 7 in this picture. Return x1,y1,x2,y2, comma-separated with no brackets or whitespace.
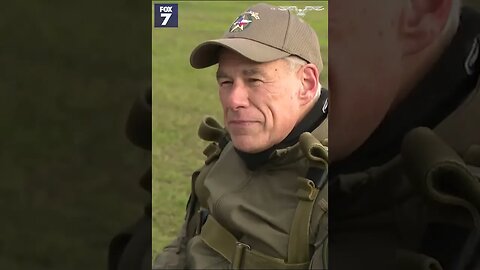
160,13,171,26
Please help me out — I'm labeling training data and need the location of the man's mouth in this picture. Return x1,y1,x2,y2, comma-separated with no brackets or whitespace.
228,120,259,126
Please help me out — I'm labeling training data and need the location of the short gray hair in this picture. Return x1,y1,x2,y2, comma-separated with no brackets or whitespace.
284,55,308,71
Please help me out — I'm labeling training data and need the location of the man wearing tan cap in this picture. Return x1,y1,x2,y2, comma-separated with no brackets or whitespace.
153,3,327,269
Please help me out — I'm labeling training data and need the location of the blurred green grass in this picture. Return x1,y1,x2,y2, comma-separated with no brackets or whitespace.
152,0,328,259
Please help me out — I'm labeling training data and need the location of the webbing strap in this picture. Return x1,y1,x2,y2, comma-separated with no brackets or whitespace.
287,178,320,264
307,166,327,189
402,127,480,228
287,132,327,265
200,216,237,263
299,132,328,188
200,215,310,269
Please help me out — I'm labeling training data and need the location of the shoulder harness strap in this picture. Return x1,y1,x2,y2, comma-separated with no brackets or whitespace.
183,116,230,245
287,132,328,264
198,116,229,164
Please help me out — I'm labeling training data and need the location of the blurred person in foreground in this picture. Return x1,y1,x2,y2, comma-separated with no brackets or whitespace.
153,3,328,269
329,0,480,269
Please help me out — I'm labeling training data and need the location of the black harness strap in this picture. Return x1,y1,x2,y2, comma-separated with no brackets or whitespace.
307,166,328,190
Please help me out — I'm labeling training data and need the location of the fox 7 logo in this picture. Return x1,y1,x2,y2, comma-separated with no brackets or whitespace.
154,4,178,27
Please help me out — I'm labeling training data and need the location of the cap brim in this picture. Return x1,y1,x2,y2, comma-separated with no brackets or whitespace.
190,38,290,69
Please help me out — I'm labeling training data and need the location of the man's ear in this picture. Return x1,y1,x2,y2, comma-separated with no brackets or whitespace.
298,63,319,105
399,0,453,55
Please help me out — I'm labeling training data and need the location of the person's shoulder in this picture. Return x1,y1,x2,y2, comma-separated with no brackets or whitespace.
434,75,480,154
312,117,328,145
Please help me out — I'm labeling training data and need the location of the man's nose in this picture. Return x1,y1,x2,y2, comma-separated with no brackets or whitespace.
226,82,250,111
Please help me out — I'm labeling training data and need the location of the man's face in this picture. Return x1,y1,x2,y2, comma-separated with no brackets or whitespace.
328,0,405,161
217,49,303,153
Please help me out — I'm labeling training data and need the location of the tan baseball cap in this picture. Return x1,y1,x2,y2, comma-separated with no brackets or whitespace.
189,3,323,72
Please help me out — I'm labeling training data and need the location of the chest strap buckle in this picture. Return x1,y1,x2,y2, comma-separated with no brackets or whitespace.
232,242,251,269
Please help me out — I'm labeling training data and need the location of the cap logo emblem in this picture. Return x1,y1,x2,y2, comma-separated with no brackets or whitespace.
229,11,260,32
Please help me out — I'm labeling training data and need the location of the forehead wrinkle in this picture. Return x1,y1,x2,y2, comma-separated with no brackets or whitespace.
216,65,268,79
242,67,263,77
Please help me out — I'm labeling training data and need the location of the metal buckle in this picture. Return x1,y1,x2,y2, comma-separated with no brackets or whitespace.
195,208,209,235
231,242,250,269
236,241,251,250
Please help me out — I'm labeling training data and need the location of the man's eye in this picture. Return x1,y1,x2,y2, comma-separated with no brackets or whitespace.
219,81,232,86
248,78,263,84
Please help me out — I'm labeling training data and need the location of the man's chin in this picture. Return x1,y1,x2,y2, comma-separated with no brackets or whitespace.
231,136,268,154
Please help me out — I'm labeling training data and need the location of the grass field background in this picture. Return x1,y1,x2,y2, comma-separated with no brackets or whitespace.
152,1,329,259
